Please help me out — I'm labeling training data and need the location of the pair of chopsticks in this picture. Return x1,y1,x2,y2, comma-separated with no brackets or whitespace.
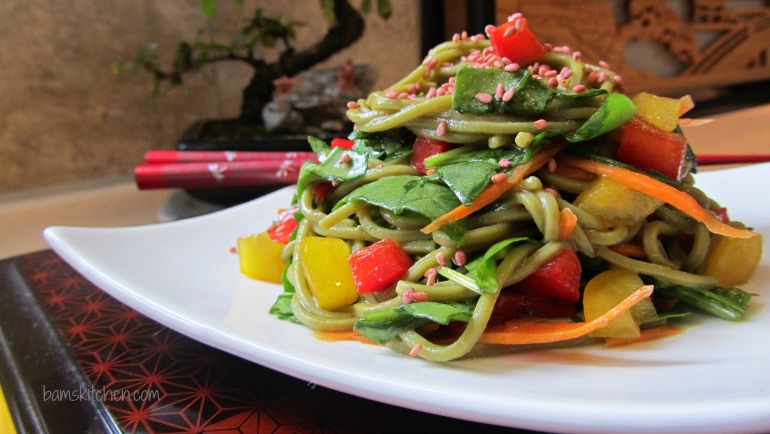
134,150,317,190
133,150,770,190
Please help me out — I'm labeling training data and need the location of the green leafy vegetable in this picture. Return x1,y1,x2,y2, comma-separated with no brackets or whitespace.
336,175,466,243
354,301,475,344
269,259,300,323
349,128,414,161
567,93,636,142
297,137,368,194
465,237,534,293
452,66,555,115
648,277,754,321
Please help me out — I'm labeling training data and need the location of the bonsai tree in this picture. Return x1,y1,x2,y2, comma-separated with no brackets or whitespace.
115,0,391,125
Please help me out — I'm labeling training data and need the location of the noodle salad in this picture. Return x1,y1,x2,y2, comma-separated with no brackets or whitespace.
236,14,763,362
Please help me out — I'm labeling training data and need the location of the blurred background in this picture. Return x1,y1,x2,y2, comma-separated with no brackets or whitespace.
2,0,769,195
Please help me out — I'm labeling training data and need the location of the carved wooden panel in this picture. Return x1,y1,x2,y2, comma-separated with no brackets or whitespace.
495,0,770,95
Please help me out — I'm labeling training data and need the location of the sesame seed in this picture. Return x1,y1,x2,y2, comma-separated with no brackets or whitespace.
346,101,360,109
534,119,548,130
547,77,559,88
402,288,416,304
572,51,582,60
496,82,505,99
548,158,557,173
386,90,399,99
338,153,351,164
436,121,447,136
502,86,516,101
504,63,520,72
572,84,586,93
484,24,496,36
409,344,423,357
475,92,494,104
491,173,507,184
498,159,511,168
436,251,446,266
503,26,517,38
599,60,610,69
454,250,467,267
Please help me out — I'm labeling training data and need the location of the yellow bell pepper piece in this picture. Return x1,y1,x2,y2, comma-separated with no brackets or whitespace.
299,236,359,311
237,232,285,283
584,269,657,338
632,92,683,132
706,232,763,287
574,176,663,227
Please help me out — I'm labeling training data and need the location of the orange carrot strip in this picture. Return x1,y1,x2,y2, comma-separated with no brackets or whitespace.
314,330,378,345
422,143,566,234
554,161,595,180
558,155,756,239
604,325,682,348
609,242,647,258
558,208,578,241
479,285,654,345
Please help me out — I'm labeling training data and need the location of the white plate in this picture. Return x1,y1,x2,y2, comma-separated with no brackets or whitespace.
44,163,770,434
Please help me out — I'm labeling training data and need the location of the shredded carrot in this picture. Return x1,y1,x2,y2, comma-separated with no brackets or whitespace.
314,330,378,345
603,325,682,348
554,161,595,180
479,285,654,345
609,242,647,258
422,143,566,234
558,155,757,239
558,208,578,241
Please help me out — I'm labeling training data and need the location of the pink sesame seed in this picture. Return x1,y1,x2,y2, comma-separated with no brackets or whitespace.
548,158,557,173
496,82,505,99
409,344,423,357
386,90,399,99
426,87,437,98
425,267,438,278
412,291,429,302
452,33,461,42
502,87,515,102
491,173,507,184
402,288,416,304
614,74,624,84
484,24,496,36
426,273,436,286
461,31,468,40
503,26,517,38
339,153,351,164
436,121,447,136
454,251,467,267
508,12,523,22
544,69,558,78
475,92,494,104
514,18,525,33
534,119,548,130
498,159,511,168
548,77,559,88
572,84,586,93
436,251,446,266
398,92,409,99
504,63,520,72
572,51,582,60
346,101,360,109
599,60,610,69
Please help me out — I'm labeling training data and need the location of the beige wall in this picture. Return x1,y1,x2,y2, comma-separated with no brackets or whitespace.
0,0,421,193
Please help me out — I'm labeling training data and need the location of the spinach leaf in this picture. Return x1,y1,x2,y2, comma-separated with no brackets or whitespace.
432,160,498,205
269,259,300,323
567,93,636,143
465,237,534,293
297,137,368,194
647,277,755,321
452,66,555,115
336,175,466,244
354,301,475,344
349,128,414,161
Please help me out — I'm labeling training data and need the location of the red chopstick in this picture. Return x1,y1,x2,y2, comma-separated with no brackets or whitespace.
134,151,318,190
697,154,770,165
143,150,316,164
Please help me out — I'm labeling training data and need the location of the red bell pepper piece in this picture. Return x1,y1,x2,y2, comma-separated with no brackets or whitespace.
410,136,454,174
512,248,581,303
488,18,547,65
617,116,688,181
348,239,414,293
331,137,355,149
267,206,299,244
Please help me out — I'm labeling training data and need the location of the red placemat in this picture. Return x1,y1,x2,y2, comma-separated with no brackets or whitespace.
3,251,532,434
